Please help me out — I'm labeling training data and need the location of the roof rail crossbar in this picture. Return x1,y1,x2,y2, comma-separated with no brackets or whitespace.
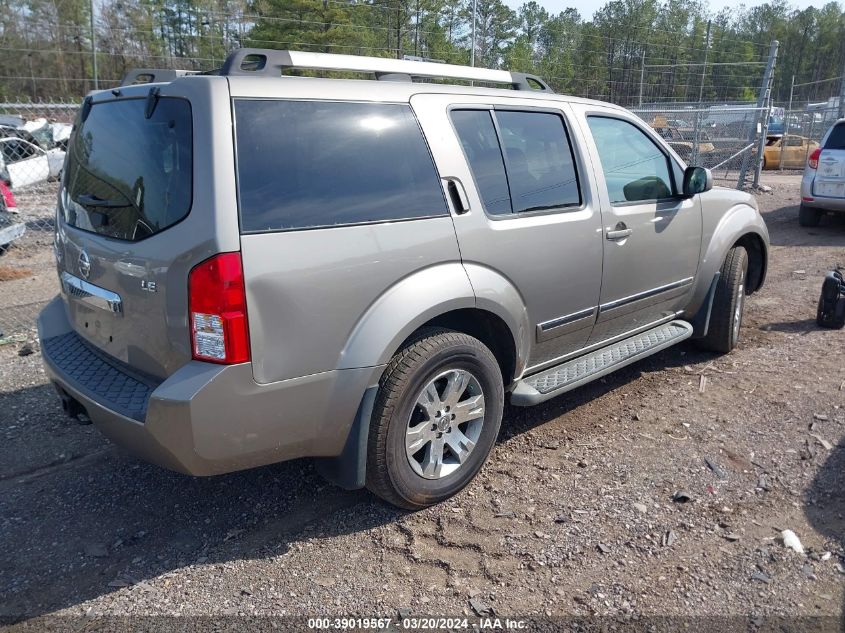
219,48,553,93
119,68,203,87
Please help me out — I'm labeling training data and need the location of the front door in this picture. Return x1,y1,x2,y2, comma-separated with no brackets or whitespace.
412,94,604,375
573,108,703,344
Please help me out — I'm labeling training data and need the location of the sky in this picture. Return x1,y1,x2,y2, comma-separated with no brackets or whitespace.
502,0,826,20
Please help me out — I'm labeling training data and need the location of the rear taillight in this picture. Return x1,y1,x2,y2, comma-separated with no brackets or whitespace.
188,252,250,364
808,148,821,170
0,182,16,212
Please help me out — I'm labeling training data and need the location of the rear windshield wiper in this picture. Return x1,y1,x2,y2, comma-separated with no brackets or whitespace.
76,193,130,208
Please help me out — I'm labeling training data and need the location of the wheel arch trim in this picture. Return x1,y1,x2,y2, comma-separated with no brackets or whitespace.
337,262,531,380
685,204,769,320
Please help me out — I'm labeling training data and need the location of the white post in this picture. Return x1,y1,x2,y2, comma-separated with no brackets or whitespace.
90,0,98,90
470,0,477,67
752,40,779,189
779,74,794,170
692,20,711,166
839,68,845,119
738,39,778,189
638,51,645,107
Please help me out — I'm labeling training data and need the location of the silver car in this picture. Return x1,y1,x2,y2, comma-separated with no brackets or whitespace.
800,118,845,226
38,49,769,509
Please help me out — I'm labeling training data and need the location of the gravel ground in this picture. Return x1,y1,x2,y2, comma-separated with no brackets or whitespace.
1,173,844,628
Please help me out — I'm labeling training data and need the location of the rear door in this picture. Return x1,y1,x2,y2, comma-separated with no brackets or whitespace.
54,77,239,380
814,123,845,198
412,94,604,373
572,106,702,344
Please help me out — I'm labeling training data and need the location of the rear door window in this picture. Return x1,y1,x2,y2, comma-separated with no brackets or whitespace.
234,100,447,232
824,124,845,150
495,111,580,212
63,97,193,242
450,109,581,216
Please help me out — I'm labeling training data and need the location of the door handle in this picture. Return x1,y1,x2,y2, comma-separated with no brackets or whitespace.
443,178,470,215
606,223,632,241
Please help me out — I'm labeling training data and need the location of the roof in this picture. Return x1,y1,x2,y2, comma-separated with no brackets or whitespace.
117,48,625,113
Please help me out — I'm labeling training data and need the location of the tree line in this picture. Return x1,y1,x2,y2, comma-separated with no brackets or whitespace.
1,0,843,106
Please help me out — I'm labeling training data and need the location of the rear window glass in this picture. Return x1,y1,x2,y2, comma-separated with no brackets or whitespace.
825,124,845,150
235,100,447,232
63,97,192,242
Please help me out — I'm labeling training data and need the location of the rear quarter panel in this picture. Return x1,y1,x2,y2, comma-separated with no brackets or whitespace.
53,77,240,380
242,219,466,384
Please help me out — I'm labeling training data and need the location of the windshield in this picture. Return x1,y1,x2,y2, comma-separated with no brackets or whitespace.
62,97,192,242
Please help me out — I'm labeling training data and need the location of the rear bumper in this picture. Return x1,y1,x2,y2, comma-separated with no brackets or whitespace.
800,174,845,211
38,296,381,476
801,196,845,212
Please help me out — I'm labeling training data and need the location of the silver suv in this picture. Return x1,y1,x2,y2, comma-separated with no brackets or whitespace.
39,50,769,509
800,118,845,226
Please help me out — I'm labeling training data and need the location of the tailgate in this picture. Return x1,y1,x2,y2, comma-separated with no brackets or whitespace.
54,78,239,380
814,123,845,198
814,149,845,198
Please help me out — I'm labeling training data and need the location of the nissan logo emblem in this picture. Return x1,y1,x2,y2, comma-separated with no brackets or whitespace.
78,250,91,279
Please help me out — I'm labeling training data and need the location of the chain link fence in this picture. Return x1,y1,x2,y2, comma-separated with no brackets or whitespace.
0,102,75,343
631,103,765,187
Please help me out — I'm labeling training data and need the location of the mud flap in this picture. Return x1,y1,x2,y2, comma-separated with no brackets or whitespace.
314,385,378,490
690,272,720,338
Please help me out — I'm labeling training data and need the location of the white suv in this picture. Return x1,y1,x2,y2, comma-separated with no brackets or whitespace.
800,118,845,226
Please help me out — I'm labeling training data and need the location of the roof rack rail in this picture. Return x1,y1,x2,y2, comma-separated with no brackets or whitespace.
218,48,553,93
119,68,204,87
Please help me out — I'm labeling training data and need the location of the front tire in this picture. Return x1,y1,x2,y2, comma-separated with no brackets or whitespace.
697,246,748,354
799,203,822,227
366,328,504,510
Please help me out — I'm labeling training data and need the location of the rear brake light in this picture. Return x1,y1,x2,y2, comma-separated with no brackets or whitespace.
0,182,15,212
808,148,821,170
188,252,250,364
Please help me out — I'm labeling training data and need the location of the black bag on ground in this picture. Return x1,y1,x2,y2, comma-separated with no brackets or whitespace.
816,270,845,329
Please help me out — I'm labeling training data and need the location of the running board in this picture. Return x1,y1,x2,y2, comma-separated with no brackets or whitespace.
511,320,693,406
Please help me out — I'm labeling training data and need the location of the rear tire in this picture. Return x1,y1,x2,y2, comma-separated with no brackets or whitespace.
799,203,822,227
696,246,748,354
366,328,504,510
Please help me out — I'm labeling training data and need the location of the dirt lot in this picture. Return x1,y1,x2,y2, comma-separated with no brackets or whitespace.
1,173,844,628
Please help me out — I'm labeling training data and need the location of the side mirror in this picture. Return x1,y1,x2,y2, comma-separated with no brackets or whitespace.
682,166,713,196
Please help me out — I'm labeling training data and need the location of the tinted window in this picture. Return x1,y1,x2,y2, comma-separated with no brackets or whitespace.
587,116,675,204
63,97,192,242
496,111,580,212
451,110,512,215
235,100,446,232
825,124,845,150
